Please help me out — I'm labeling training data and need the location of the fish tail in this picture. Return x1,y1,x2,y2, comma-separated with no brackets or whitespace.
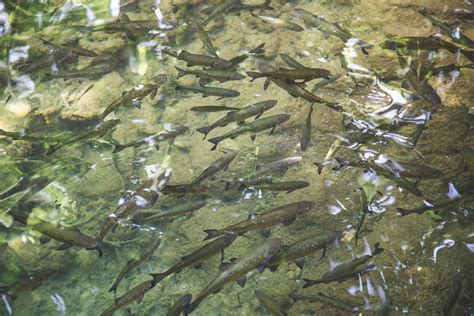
0,128,7,136
396,208,411,216
112,143,125,154
203,229,221,241
246,71,261,81
185,300,199,315
314,162,324,174
175,66,187,79
207,137,222,151
372,242,384,256
108,282,118,293
196,126,212,139
302,278,320,288
249,43,266,55
150,273,166,285
95,239,103,257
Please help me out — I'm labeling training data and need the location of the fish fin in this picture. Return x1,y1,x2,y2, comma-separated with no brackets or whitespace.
39,236,51,245
219,261,233,272
260,229,271,238
150,88,158,100
372,242,384,256
246,71,260,82
313,162,324,174
322,32,329,39
174,66,187,79
137,294,145,304
108,282,119,294
112,143,126,154
249,43,265,55
250,134,257,141
263,78,271,90
199,77,211,86
294,258,304,270
282,215,296,226
220,249,225,262
150,273,165,285
196,126,212,139
57,243,73,250
255,112,263,120
269,125,276,135
257,256,270,273
302,278,318,288
111,223,119,234
269,264,279,272
361,47,370,55
207,137,221,151
203,229,221,240
320,245,327,261
236,276,247,288
286,189,295,194
396,208,411,216
194,263,203,269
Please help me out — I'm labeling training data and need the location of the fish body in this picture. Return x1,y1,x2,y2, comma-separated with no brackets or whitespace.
289,293,360,313
175,66,245,82
101,279,156,316
253,181,309,193
173,50,231,68
196,100,277,138
247,67,330,82
151,232,237,284
112,126,188,153
251,13,303,31
230,0,273,13
255,290,287,316
268,230,340,270
301,104,313,151
196,26,218,57
138,199,208,224
46,119,120,155
191,105,240,112
397,198,461,216
166,294,192,316
0,129,70,143
279,53,306,69
174,81,240,100
0,269,57,301
43,66,113,80
200,0,239,27
40,38,97,57
186,238,283,313
189,151,238,188
354,189,369,245
203,201,314,240
109,238,162,293
207,114,290,150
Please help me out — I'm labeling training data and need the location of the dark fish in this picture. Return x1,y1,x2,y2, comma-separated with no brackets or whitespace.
166,294,192,316
186,238,283,314
303,243,384,287
279,53,306,69
289,293,360,313
161,184,208,195
424,63,474,79
137,198,208,224
418,8,474,48
207,114,290,150
95,168,172,247
28,218,100,254
383,160,443,179
312,74,341,92
0,128,70,143
174,81,240,100
150,232,238,284
300,104,313,151
0,269,57,301
224,43,266,69
250,12,304,31
354,189,370,246
46,119,120,155
268,230,341,271
196,100,277,138
203,201,314,240
196,25,218,57
40,38,97,57
101,278,157,316
397,197,461,216
42,66,113,80
293,9,373,54
0,176,29,200
112,126,188,153
164,49,232,68
108,238,162,294
189,151,237,188
199,0,239,27
175,66,245,82
92,14,157,38
255,290,287,316
191,105,240,112
100,75,167,119
247,67,330,82
252,181,309,193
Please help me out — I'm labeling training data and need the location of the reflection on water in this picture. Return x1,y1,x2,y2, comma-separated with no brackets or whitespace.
0,0,473,315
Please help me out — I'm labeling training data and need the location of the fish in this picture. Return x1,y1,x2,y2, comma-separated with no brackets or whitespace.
0,128,71,143
382,160,443,179
191,105,240,112
196,25,218,57
161,184,209,195
255,290,287,316
40,38,97,57
196,100,277,138
175,66,246,82
164,49,232,68
247,68,330,83
137,198,208,224
227,156,302,189
224,43,266,69
174,81,240,100
46,119,120,155
293,8,373,54
354,189,370,246
108,238,162,294
189,151,238,188
100,75,167,119
101,278,158,316
314,138,343,174
424,63,474,79
199,0,239,27
92,14,157,37
397,197,461,216
112,126,189,153
289,293,360,313
186,238,283,314
250,12,304,32
252,181,310,193
279,53,306,69
302,242,384,287
203,200,314,240
418,8,474,49
42,66,114,80
229,0,273,14
0,269,57,301
312,74,341,92
268,230,341,271
150,232,238,284
27,218,101,255
166,294,193,316
95,168,172,248
207,114,291,150
300,104,313,151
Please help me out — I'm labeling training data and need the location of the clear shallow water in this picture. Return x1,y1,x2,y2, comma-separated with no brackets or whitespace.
0,0,473,315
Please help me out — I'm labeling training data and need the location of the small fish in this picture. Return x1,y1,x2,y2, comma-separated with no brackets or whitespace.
293,9,373,54
174,81,240,100
175,66,245,82
250,12,304,31
191,105,240,112
354,189,370,246
418,8,474,49
112,126,188,153
0,128,69,143
40,38,97,57
196,26,218,57
189,151,237,188
302,243,384,287
224,43,266,69
199,0,239,27
279,53,306,69
424,63,474,79
382,160,443,179
108,238,162,294
252,181,310,193
0,269,57,301
150,232,237,284
312,74,341,92
397,197,461,216
166,294,193,316
247,67,330,83
164,49,232,68
255,290,287,316
268,230,341,271
43,66,113,80
289,292,360,314
300,104,314,151
229,0,273,14
95,168,172,248
46,119,120,155
137,198,208,224
207,114,290,150
161,184,208,195
196,100,277,138
186,238,283,314
203,201,314,240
